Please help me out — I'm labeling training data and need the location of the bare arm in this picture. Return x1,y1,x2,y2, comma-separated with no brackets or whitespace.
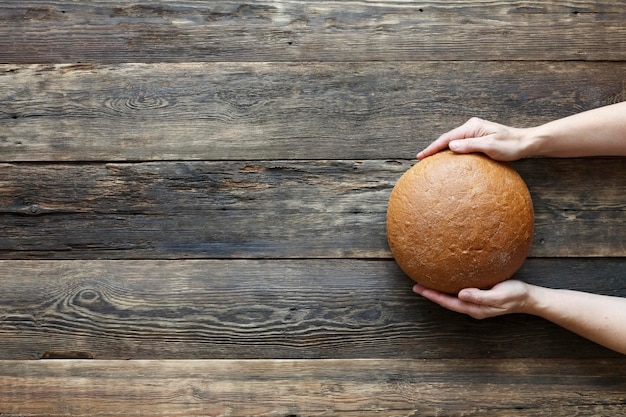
526,285,626,354
525,101,626,157
418,102,626,160
414,281,626,355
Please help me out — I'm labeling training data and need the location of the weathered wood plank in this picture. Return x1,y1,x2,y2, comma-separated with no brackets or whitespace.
1,1,626,63
2,62,625,161
0,259,622,360
0,159,624,259
2,358,626,416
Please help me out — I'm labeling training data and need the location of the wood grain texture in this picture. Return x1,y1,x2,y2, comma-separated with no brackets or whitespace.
2,61,626,161
2,358,626,416
1,1,626,63
2,0,626,412
0,159,623,259
0,259,622,360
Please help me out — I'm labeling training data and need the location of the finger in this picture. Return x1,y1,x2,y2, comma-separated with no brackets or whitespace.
448,137,477,153
414,284,504,319
413,284,485,316
417,136,452,160
458,288,489,304
460,280,529,310
450,130,503,153
417,118,485,160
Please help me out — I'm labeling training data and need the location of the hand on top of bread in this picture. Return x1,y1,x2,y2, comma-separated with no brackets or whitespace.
416,117,529,162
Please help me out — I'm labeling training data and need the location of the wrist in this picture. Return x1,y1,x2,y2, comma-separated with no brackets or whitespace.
520,284,552,316
518,126,551,158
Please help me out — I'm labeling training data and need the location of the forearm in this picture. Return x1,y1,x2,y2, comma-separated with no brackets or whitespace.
522,101,626,158
524,285,626,354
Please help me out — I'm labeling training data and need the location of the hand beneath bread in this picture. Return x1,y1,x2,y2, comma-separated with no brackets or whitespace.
414,279,626,354
412,280,531,319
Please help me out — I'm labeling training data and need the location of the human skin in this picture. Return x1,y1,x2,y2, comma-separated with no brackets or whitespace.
413,282,626,355
413,101,626,354
417,101,626,161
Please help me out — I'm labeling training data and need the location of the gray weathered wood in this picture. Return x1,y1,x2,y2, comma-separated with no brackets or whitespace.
0,259,622,360
2,358,626,416
0,159,624,259
1,1,626,63
2,0,626,413
2,62,626,161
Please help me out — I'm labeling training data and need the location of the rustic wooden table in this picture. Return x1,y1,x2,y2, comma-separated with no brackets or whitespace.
1,1,625,415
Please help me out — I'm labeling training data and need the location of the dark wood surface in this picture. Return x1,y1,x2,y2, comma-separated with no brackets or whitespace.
0,159,624,258
1,1,625,416
3,359,626,416
1,259,623,360
1,1,626,63
2,62,625,161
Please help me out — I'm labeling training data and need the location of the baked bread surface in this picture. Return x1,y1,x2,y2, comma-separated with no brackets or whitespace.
386,151,534,294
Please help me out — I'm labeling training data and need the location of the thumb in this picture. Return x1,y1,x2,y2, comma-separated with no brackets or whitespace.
449,138,483,154
458,288,489,305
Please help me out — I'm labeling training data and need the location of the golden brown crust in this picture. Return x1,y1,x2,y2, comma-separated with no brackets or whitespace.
386,151,534,294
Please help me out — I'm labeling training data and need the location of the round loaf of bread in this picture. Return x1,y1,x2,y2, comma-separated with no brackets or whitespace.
386,151,534,294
